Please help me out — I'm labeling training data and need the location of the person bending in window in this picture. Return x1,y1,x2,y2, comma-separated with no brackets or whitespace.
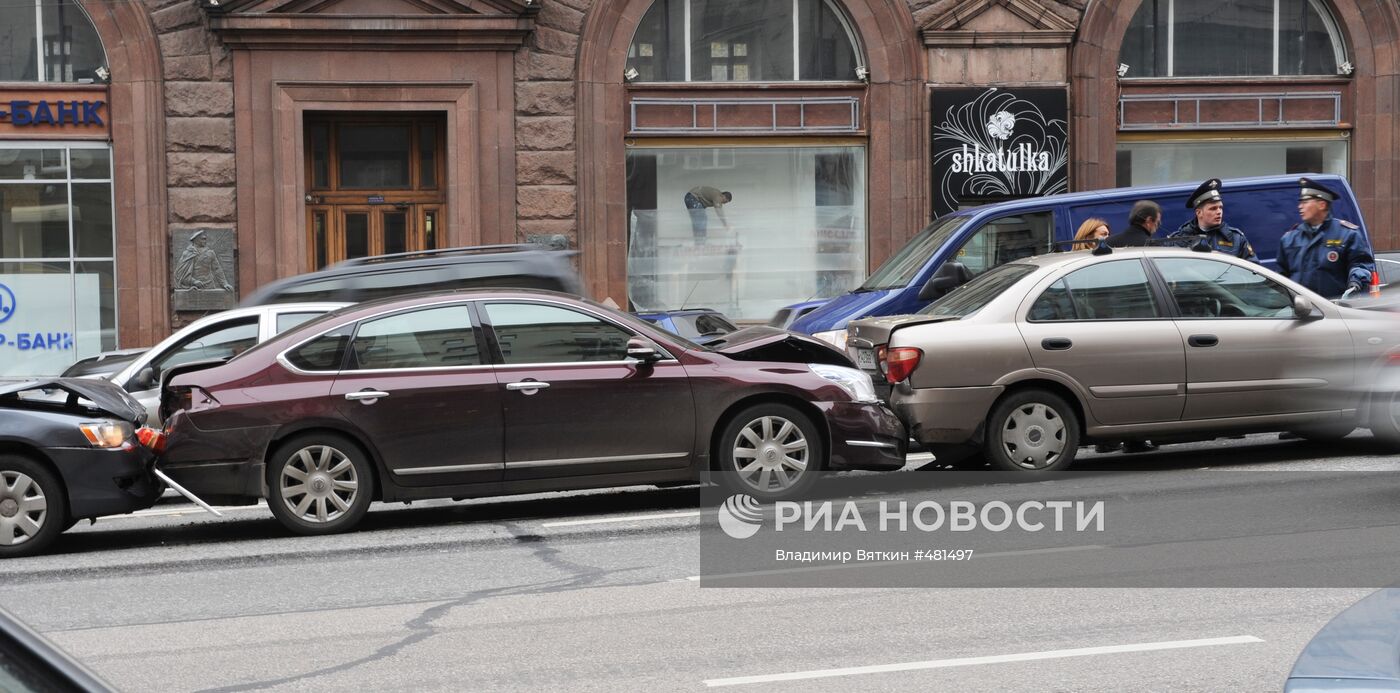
684,186,733,244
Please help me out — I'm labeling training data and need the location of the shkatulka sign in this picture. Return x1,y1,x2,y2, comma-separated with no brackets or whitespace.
931,87,1068,217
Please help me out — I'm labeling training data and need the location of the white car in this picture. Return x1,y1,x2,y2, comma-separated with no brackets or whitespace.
107,302,346,423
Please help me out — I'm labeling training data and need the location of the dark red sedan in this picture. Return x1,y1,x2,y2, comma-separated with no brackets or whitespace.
160,290,905,535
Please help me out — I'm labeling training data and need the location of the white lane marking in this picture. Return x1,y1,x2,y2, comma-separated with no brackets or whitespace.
702,635,1264,687
542,511,701,528
684,544,1107,582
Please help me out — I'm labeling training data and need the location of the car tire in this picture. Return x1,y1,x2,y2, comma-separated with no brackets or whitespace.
0,455,69,559
983,389,1080,472
1288,424,1355,442
716,403,823,500
1370,390,1400,447
265,433,375,536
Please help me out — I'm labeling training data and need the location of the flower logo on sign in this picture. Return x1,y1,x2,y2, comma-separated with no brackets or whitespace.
986,110,1016,141
0,283,14,324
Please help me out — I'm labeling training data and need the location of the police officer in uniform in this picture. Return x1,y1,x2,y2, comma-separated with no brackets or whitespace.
1168,178,1258,262
1277,177,1375,299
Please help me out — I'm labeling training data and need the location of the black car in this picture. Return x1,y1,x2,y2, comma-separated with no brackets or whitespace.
0,379,163,558
57,348,149,380
241,244,582,306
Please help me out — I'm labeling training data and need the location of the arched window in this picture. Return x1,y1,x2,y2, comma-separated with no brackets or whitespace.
1120,0,1345,77
0,1,107,83
627,0,862,82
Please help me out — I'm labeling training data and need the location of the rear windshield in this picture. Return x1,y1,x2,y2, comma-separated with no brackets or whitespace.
919,263,1037,318
859,215,969,291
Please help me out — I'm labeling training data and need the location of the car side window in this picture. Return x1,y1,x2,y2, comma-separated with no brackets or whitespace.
953,211,1055,276
485,302,633,364
275,312,324,334
1030,260,1159,321
1155,258,1294,318
284,326,352,371
348,305,480,370
146,318,260,384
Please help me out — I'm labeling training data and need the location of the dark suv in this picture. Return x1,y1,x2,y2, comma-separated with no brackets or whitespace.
241,244,582,306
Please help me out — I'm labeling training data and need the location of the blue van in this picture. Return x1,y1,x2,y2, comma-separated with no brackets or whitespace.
789,174,1370,343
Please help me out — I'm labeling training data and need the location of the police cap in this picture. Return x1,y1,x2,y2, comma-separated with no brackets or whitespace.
1187,178,1223,209
1298,177,1339,203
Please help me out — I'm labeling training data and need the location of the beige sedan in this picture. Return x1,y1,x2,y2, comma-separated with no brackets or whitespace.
848,247,1400,471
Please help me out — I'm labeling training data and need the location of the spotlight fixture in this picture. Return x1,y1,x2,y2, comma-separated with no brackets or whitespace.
623,67,640,82
94,65,110,82
854,65,869,83
1339,61,1355,76
1117,63,1130,78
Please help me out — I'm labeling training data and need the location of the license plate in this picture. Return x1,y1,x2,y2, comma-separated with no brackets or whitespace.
855,348,877,370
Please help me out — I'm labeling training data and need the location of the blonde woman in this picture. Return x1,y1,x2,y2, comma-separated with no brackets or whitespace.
1073,218,1111,251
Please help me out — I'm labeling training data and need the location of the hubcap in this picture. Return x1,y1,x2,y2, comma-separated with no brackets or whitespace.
280,446,359,524
0,471,47,546
1002,403,1066,470
732,415,809,492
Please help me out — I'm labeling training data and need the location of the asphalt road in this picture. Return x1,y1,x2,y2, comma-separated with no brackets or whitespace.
1,433,1398,692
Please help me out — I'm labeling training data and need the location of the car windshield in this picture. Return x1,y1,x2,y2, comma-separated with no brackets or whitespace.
858,215,970,291
225,306,355,364
918,263,1038,317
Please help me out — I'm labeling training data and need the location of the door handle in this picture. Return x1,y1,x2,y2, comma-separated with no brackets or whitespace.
506,381,551,394
1187,334,1219,348
1041,338,1073,351
345,389,389,403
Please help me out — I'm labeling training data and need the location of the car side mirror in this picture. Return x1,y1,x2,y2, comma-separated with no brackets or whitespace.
626,338,663,364
130,367,156,391
1292,294,1319,320
918,261,972,302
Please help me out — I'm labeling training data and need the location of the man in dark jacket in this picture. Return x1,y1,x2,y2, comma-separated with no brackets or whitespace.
1168,178,1259,262
1106,200,1162,247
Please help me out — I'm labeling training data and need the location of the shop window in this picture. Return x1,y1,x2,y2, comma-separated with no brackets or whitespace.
628,0,861,82
0,1,106,83
1115,137,1347,187
626,145,866,320
0,144,115,376
1121,0,1344,77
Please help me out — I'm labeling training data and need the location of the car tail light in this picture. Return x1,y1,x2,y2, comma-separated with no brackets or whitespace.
137,427,166,454
876,345,888,376
884,347,923,384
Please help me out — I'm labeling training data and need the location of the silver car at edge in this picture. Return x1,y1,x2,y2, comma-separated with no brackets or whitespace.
849,246,1400,471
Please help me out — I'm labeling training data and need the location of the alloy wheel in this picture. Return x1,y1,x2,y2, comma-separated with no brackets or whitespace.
732,415,809,492
1000,402,1066,470
279,445,360,524
0,471,47,547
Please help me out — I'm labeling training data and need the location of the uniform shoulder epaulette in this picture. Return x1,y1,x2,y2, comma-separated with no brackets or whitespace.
1339,219,1359,229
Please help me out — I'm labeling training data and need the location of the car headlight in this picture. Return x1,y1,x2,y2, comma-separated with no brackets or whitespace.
809,364,878,403
78,420,134,448
813,330,848,350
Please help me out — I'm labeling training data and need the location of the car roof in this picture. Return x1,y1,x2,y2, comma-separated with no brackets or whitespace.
1008,246,1241,270
326,287,591,316
944,173,1350,219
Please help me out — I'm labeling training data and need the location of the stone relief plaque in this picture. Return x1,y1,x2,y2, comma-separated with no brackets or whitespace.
170,227,237,311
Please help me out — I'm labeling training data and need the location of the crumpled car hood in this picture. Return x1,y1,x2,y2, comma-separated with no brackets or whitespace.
0,378,147,425
706,326,853,367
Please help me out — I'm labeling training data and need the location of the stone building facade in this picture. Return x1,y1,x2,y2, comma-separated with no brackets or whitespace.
1,0,1398,373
